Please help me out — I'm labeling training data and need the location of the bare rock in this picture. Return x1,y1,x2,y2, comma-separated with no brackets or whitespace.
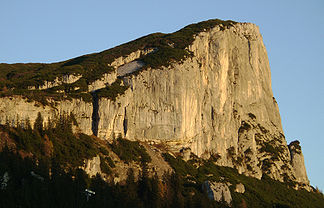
235,183,245,193
180,147,191,161
288,140,309,184
0,172,9,190
202,181,232,205
27,74,82,90
0,21,310,188
94,23,300,183
0,96,93,135
84,155,101,177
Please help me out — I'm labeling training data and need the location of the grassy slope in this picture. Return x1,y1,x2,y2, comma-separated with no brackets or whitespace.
0,19,236,103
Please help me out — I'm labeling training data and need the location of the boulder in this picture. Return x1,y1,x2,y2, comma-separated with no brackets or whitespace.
84,155,101,177
235,183,245,193
202,181,232,205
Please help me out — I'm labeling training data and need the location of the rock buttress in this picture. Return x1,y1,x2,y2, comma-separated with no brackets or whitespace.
96,23,309,185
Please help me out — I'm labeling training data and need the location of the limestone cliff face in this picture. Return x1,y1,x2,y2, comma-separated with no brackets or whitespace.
288,141,309,184
95,23,302,183
27,74,82,90
83,155,101,177
0,21,310,186
0,97,93,135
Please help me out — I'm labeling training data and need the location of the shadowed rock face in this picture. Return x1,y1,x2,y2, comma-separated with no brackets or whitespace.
117,61,144,77
0,21,310,186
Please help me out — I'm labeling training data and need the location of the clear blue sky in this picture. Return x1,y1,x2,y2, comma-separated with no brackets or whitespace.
1,0,323,191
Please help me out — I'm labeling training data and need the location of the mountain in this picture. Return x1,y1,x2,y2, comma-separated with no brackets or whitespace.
0,19,323,207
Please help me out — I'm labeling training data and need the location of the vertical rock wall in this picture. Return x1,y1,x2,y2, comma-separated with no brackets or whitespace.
0,22,310,186
288,141,309,184
0,97,93,135
94,23,308,184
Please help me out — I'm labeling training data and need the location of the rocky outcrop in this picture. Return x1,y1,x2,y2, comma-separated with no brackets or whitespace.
109,48,154,69
93,23,306,184
235,183,245,193
84,155,101,177
88,71,117,92
0,96,93,135
0,21,310,187
117,61,144,77
288,140,309,184
202,181,232,205
88,49,153,92
28,74,82,90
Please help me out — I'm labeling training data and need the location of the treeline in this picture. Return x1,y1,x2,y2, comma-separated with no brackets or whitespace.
1,113,324,207
2,113,99,168
0,113,223,207
0,149,222,208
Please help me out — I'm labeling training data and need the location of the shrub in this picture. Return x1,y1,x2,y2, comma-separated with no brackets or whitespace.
244,148,253,155
110,138,151,164
227,146,236,158
99,155,112,175
162,153,197,177
238,121,252,134
248,113,256,119
95,79,129,101
289,140,302,153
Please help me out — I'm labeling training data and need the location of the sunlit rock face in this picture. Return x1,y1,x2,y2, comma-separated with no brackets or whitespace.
0,22,310,186
95,23,305,183
0,96,93,135
288,141,309,184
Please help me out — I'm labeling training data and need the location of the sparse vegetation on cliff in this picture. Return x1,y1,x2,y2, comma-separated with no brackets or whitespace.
110,137,151,164
289,140,302,153
0,19,237,104
162,153,324,208
99,155,112,175
95,79,129,101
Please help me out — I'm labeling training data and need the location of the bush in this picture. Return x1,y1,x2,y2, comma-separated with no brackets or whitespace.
227,146,235,158
95,79,129,101
110,137,151,164
99,156,112,175
162,153,197,177
289,140,302,153
238,121,252,133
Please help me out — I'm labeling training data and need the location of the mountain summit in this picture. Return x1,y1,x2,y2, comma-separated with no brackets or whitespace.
1,19,322,207
0,19,309,186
